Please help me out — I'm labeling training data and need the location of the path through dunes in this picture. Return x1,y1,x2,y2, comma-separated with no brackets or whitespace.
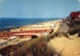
47,36,80,56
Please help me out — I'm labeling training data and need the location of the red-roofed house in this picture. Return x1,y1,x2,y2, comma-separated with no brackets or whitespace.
70,11,80,22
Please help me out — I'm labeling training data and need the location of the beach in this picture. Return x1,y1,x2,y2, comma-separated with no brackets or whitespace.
0,19,62,48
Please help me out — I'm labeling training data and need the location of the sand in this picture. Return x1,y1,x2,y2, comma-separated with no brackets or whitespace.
10,19,62,32
47,34,80,56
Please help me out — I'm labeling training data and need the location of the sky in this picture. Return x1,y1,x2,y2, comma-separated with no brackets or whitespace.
0,0,80,18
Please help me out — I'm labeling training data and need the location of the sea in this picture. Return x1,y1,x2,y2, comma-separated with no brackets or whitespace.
0,18,61,31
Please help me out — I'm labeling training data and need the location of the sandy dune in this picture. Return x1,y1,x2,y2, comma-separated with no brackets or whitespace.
47,35,80,56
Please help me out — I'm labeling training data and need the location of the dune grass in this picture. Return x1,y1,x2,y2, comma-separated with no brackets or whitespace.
0,34,60,56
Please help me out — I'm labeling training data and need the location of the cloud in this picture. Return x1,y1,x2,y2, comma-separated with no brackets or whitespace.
78,0,80,2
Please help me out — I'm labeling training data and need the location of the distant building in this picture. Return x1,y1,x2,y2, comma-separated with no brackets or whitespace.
70,11,80,22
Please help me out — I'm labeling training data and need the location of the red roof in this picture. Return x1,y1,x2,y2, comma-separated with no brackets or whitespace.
0,29,53,37
70,11,80,19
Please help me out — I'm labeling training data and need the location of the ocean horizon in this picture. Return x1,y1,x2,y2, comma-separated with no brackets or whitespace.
0,18,62,30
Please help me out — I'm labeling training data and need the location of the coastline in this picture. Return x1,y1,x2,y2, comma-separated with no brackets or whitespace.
9,19,62,32
0,18,61,31
0,19,62,47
